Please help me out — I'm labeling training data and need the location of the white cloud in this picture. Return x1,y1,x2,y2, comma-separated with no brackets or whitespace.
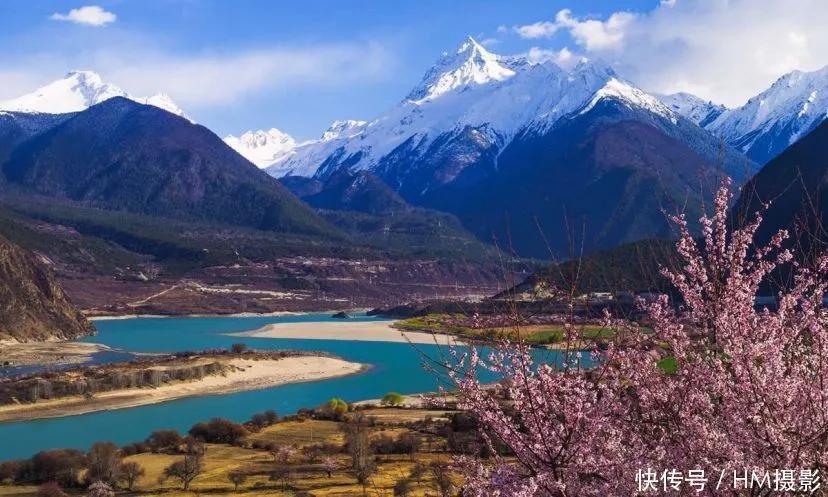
554,9,636,51
526,47,577,68
0,42,393,109
513,8,635,49
50,5,116,26
514,21,558,39
517,0,828,107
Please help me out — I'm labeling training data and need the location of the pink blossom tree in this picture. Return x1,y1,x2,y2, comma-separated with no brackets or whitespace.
450,179,828,496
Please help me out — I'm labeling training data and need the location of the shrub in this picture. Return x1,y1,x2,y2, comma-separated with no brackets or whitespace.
0,460,21,484
25,450,86,486
145,430,183,453
227,470,247,492
36,482,67,497
319,398,349,420
85,480,114,497
188,418,248,445
380,392,405,407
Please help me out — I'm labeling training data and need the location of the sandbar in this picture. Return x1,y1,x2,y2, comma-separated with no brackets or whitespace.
231,320,463,345
0,356,364,422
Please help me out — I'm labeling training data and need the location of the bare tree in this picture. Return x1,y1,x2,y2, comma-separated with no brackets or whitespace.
85,442,121,485
117,462,144,491
162,454,202,491
227,470,247,492
429,461,454,497
269,464,293,491
345,414,376,496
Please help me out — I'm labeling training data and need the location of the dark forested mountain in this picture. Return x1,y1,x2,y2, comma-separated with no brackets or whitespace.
0,111,72,165
735,118,828,249
424,98,724,257
1,97,333,237
0,233,93,342
290,170,408,215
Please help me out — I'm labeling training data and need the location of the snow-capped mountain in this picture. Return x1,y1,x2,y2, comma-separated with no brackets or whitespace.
0,71,188,119
659,92,726,127
264,36,752,257
272,38,661,181
702,66,828,164
270,37,743,186
224,128,296,169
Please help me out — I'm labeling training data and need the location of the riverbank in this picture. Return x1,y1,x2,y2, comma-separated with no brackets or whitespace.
0,342,113,369
231,320,464,345
0,356,364,423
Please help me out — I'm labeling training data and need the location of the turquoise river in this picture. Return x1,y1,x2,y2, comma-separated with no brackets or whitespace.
0,313,579,460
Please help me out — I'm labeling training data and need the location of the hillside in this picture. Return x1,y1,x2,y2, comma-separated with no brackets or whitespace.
427,100,721,257
2,98,334,237
0,234,92,342
735,118,828,250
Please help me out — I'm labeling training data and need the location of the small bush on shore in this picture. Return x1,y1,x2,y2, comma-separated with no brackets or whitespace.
188,418,248,445
36,481,67,497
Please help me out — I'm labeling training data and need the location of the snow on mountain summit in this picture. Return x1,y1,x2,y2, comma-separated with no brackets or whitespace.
0,71,189,119
224,128,297,169
0,71,127,114
705,65,828,164
264,37,694,182
407,36,516,102
659,92,726,127
580,78,676,122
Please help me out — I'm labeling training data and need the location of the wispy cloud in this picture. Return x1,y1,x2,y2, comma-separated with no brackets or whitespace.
0,41,394,109
512,0,828,107
50,5,116,26
526,47,577,68
513,21,558,39
514,9,634,50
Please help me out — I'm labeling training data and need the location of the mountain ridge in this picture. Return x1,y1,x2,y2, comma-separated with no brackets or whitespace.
1,97,335,237
0,70,188,119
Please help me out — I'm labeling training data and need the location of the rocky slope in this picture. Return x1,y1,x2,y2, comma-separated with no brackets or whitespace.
0,234,93,342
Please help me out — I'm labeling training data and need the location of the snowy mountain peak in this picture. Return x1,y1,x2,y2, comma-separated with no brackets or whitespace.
0,71,188,119
659,92,726,127
706,64,828,163
322,120,367,141
580,78,675,121
224,128,297,169
0,70,127,114
406,36,515,102
142,93,186,118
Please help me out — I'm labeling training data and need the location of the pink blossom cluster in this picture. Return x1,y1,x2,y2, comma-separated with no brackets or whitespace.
449,180,828,496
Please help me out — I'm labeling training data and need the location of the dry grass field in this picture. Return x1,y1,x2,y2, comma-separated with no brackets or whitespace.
0,406,467,496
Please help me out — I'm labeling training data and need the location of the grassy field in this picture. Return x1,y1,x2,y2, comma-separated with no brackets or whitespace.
0,407,464,497
394,313,615,346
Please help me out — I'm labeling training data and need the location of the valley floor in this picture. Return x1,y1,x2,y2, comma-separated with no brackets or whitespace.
0,356,364,423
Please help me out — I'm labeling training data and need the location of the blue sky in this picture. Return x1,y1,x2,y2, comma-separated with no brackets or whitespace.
1,1,827,139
